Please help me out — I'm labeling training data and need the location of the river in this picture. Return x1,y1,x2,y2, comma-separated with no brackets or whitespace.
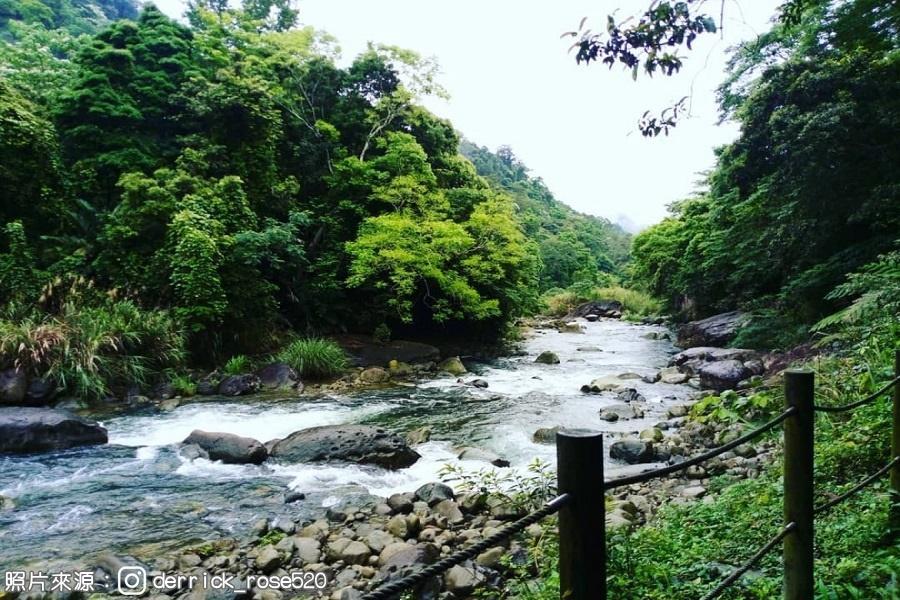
0,318,692,573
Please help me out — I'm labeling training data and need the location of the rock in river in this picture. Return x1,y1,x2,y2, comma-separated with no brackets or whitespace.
677,311,750,348
0,407,108,454
609,439,655,464
255,363,303,392
218,374,261,396
534,351,560,365
182,430,268,464
437,356,467,375
269,425,420,469
698,360,752,392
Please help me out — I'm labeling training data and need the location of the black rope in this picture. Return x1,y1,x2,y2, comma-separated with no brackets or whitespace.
604,407,797,491
814,456,900,516
361,493,571,600
814,375,900,413
700,522,796,600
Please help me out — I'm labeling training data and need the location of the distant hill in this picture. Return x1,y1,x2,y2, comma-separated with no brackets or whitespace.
0,0,138,37
460,139,631,291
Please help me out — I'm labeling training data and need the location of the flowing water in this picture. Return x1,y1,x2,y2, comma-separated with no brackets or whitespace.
0,319,691,572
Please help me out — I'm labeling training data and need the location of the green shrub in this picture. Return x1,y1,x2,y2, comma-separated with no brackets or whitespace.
223,355,251,375
170,374,196,396
0,297,186,400
277,338,347,380
540,286,662,318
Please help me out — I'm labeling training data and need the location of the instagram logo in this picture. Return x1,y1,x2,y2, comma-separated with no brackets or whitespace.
117,566,147,596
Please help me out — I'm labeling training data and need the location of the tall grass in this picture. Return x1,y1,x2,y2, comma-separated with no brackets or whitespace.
223,355,252,375
0,299,186,400
541,285,663,318
277,338,347,380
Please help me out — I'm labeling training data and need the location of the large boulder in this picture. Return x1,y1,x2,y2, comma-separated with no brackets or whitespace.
25,377,57,404
255,363,302,392
609,440,655,464
677,311,751,348
335,335,440,367
569,300,623,319
437,356,467,376
534,351,560,365
270,425,420,469
0,407,108,454
581,375,626,393
217,374,261,396
0,368,27,405
182,430,268,464
698,360,752,392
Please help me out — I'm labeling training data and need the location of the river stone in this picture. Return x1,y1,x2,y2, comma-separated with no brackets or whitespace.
256,363,302,392
359,367,390,384
0,367,27,405
269,425,420,469
405,427,431,447
698,360,751,391
182,430,268,464
599,409,620,422
610,440,655,464
293,537,321,564
433,499,464,525
534,351,560,365
415,482,455,505
25,377,56,404
217,374,261,396
639,428,664,442
569,300,623,319
457,447,510,467
476,547,505,568
340,541,371,565
585,313,600,322
532,426,561,444
444,564,479,594
386,514,409,539
468,378,489,388
616,388,645,403
387,493,414,514
196,379,217,395
256,544,281,573
0,407,108,454
365,530,395,554
584,375,625,393
437,356,467,375
677,311,750,348
379,543,439,570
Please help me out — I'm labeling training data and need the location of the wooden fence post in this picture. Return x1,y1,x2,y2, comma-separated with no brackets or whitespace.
783,369,815,600
557,429,606,600
890,349,900,536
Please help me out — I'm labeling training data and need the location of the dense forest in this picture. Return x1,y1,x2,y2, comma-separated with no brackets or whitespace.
0,0,629,385
628,0,899,349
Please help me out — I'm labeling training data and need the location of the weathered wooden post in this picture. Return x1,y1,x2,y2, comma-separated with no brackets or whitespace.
890,349,900,536
783,369,815,600
556,429,606,600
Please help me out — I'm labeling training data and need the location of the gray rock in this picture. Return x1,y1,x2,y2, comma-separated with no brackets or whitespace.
406,427,431,446
284,491,306,503
217,374,261,396
293,537,321,564
270,425,420,469
584,313,600,322
457,447,509,467
609,440,655,464
359,367,390,384
180,443,209,460
182,430,267,465
433,499,464,524
25,377,56,404
256,545,281,573
387,493,414,514
569,300,623,319
379,542,439,571
196,379,217,395
639,428,664,442
677,311,751,348
532,426,561,444
339,541,371,565
534,351,560,365
437,357,467,376
468,378,489,389
698,360,752,392
444,564,479,594
0,407,108,454
0,368,27,405
584,375,626,393
415,482,455,505
616,388,645,403
599,410,620,422
256,363,302,392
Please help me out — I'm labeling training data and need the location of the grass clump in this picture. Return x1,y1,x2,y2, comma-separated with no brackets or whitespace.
277,337,347,380
223,354,251,375
540,285,662,319
0,293,186,400
170,374,196,396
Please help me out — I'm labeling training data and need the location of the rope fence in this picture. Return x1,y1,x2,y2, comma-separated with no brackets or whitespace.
362,350,900,600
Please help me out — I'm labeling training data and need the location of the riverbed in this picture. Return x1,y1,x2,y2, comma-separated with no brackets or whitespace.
0,318,692,573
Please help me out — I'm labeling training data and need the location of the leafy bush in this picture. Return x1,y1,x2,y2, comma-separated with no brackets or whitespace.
439,458,556,512
223,355,251,375
170,374,196,396
0,294,186,400
277,338,347,380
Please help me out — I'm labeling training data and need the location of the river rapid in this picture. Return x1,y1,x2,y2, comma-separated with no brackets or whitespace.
0,319,693,573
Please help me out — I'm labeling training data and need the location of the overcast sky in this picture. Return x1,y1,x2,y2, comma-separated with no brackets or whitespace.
152,0,781,228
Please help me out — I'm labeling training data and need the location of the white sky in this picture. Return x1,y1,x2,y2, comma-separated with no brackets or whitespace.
152,0,780,228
